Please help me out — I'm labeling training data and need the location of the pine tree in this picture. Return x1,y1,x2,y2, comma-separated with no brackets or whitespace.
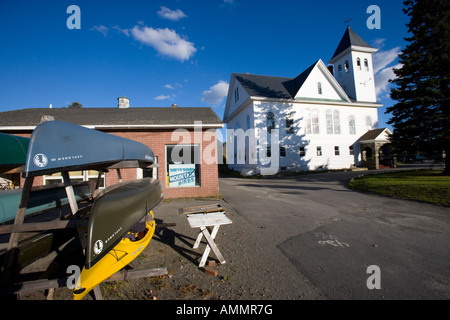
386,0,450,174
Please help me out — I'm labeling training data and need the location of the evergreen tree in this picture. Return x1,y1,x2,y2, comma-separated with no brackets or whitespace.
386,0,450,174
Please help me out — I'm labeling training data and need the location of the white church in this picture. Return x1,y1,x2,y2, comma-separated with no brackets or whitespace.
223,27,393,175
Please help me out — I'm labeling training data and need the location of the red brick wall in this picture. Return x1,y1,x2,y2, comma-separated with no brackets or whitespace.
12,128,220,199
105,129,220,199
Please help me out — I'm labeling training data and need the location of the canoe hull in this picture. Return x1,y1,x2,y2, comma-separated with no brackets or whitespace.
85,178,162,269
24,121,155,177
73,211,156,300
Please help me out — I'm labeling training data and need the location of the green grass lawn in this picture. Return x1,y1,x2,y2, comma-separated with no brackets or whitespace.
347,170,450,207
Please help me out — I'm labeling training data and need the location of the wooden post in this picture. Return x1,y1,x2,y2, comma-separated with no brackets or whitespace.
62,171,79,215
1,176,34,283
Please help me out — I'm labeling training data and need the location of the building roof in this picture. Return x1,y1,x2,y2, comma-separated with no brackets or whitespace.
233,60,318,100
0,107,223,130
331,26,374,60
358,128,392,142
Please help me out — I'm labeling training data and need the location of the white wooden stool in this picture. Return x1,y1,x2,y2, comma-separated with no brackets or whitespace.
187,212,232,267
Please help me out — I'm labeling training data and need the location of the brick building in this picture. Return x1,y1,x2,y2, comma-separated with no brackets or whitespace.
0,99,223,199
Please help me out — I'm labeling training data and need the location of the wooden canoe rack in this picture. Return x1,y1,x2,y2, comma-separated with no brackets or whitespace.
0,170,169,300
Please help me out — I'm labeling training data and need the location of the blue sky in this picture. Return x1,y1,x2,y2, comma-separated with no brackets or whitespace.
0,0,409,131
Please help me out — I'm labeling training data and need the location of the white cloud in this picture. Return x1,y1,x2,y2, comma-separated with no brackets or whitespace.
372,46,402,98
91,25,108,37
113,25,130,36
130,26,196,62
373,46,402,74
155,94,175,101
164,84,174,89
201,81,229,106
157,6,187,21
375,63,402,97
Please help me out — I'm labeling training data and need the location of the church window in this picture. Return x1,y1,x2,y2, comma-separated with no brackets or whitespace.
338,65,342,77
349,115,356,135
311,110,320,134
326,111,333,134
305,109,319,135
318,82,322,95
299,146,306,157
316,146,322,156
333,110,341,134
286,112,294,134
356,58,361,70
326,110,341,134
280,146,286,157
246,115,251,130
344,60,349,72
349,145,354,155
267,112,275,134
334,146,340,156
234,87,239,102
364,58,369,71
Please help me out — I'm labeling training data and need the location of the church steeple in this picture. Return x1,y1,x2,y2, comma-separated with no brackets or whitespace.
329,27,378,103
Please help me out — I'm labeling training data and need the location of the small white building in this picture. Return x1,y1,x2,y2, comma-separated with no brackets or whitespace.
223,27,390,175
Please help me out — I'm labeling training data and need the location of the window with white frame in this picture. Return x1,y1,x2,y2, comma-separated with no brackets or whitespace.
44,170,105,188
349,115,356,135
267,112,275,134
326,110,341,134
166,145,200,188
334,146,340,156
286,112,294,134
137,156,158,180
305,109,320,134
316,146,322,156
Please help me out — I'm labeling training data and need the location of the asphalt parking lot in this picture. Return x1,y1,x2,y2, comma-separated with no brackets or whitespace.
4,166,449,301
219,168,450,299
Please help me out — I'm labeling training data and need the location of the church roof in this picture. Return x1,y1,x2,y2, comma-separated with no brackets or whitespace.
331,26,374,59
233,60,319,100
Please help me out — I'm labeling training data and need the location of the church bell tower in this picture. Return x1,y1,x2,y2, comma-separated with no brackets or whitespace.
329,27,378,103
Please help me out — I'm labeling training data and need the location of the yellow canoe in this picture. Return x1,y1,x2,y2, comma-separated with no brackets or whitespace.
73,211,155,300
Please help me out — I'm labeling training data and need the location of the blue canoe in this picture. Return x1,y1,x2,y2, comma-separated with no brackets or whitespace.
0,182,93,224
23,120,155,177
0,133,29,173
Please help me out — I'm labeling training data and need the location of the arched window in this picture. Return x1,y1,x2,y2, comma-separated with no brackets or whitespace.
318,82,322,95
267,112,275,134
246,115,251,130
326,110,340,134
304,109,319,134
333,110,341,134
344,60,349,72
356,58,361,70
311,110,320,134
349,115,356,135
326,110,333,134
364,58,369,71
